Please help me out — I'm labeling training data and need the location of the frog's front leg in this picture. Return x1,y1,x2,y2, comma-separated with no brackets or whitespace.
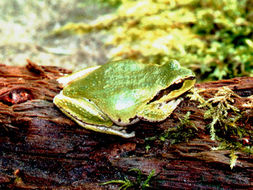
54,92,135,138
137,98,182,122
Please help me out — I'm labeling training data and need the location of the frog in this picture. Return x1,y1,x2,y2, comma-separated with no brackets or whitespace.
53,59,196,138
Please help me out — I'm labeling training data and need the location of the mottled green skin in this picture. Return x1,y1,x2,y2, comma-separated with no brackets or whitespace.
61,60,195,125
54,59,196,137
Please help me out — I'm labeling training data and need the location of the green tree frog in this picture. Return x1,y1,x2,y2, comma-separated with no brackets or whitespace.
53,60,195,138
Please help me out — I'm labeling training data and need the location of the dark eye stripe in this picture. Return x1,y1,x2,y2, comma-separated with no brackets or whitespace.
147,76,195,104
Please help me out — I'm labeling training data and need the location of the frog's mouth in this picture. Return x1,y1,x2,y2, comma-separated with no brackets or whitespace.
148,76,195,103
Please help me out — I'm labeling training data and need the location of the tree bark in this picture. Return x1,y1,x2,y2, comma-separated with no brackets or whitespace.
0,60,252,189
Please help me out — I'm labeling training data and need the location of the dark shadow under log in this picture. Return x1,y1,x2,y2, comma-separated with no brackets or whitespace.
0,60,252,189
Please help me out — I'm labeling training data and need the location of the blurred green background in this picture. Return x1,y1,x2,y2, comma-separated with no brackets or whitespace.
1,0,253,81
0,0,112,70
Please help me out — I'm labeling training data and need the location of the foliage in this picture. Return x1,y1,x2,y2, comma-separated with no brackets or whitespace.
102,177,133,190
98,0,122,7
55,0,253,80
188,87,253,168
101,168,155,190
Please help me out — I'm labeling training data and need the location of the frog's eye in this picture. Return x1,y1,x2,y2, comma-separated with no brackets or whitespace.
168,76,195,90
148,83,182,103
148,76,195,104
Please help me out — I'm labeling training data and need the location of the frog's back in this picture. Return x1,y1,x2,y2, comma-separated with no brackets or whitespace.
63,60,182,123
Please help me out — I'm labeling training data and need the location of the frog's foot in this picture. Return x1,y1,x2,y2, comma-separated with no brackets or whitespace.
74,120,135,138
112,117,140,127
137,98,182,122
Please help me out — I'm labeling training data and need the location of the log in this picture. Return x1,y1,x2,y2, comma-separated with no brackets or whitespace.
0,60,252,189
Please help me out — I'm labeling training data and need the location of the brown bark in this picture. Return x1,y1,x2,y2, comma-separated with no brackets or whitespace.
0,60,252,189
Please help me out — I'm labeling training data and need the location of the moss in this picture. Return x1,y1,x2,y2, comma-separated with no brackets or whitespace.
188,87,253,168
159,112,198,144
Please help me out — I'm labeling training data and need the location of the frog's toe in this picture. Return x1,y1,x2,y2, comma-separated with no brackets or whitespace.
111,117,140,127
137,98,182,122
83,123,135,138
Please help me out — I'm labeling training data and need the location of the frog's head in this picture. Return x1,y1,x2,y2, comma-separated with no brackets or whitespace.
153,60,196,102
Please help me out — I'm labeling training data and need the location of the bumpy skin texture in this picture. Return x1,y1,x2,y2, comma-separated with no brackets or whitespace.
54,60,195,138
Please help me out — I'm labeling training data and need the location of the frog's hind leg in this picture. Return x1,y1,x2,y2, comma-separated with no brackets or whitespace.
137,98,182,122
54,91,135,138
57,65,101,87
